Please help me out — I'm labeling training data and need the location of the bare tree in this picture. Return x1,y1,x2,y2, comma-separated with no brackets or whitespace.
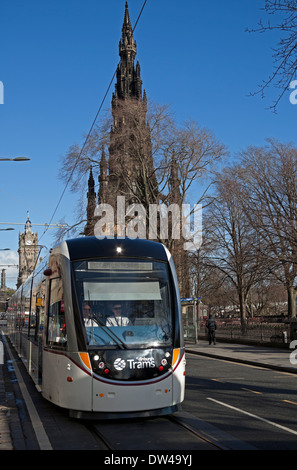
203,167,265,333
247,280,287,317
248,0,297,110
238,139,297,318
189,245,239,316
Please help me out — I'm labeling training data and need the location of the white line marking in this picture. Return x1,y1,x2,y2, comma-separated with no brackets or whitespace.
207,397,297,436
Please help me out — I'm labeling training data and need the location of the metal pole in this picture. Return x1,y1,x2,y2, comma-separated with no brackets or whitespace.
194,299,198,344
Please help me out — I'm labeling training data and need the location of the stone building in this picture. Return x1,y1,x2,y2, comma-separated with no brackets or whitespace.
84,2,158,233
17,215,39,288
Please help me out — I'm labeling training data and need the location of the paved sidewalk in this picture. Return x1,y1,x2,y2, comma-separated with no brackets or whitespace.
0,332,26,451
185,339,297,374
0,340,13,450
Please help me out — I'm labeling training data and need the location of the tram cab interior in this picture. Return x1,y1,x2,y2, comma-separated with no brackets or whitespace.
73,258,173,349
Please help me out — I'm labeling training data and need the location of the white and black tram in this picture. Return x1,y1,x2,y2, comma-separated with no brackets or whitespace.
7,237,186,419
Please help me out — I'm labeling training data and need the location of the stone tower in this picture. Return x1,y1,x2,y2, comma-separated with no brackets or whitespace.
1,269,6,289
84,168,97,237
84,1,157,235
113,1,142,102
107,1,156,210
17,215,39,288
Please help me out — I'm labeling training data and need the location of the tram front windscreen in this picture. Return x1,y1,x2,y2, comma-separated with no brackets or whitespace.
73,258,173,348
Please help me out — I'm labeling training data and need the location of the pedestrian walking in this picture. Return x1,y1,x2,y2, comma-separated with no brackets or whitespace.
206,314,217,345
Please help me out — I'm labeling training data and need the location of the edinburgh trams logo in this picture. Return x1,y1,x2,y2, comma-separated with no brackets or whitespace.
114,358,126,370
114,356,156,370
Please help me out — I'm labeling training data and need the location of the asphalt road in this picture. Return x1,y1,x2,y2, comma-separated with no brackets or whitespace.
183,352,297,450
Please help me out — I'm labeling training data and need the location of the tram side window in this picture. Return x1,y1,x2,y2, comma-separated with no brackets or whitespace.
47,278,67,348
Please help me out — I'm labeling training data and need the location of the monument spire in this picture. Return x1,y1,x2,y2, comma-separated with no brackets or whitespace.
113,1,142,101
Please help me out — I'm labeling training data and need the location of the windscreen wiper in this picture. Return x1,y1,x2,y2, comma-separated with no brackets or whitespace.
90,314,127,349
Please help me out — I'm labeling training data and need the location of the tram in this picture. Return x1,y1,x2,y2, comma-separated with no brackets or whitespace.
7,237,185,419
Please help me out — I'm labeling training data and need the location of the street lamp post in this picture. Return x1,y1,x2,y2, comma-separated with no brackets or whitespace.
0,157,30,161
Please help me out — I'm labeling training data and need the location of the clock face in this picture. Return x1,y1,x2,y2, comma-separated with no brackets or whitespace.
26,240,32,245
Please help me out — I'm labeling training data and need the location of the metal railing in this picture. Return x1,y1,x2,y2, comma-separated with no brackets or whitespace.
185,319,292,345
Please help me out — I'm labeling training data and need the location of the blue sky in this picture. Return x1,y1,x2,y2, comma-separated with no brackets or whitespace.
0,0,296,288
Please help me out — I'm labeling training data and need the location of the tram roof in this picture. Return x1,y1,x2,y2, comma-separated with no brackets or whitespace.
64,237,169,262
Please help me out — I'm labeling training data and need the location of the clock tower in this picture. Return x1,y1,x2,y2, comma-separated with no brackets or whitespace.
17,214,39,288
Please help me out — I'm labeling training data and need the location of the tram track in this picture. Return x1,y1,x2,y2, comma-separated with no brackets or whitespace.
87,411,225,451
168,413,228,450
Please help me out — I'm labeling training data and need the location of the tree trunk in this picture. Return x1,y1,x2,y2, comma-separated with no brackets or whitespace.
239,287,248,335
287,286,297,319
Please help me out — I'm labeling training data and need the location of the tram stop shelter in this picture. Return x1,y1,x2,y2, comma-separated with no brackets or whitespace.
181,297,205,344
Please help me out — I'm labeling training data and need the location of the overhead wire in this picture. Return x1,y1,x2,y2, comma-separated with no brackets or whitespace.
39,0,148,241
